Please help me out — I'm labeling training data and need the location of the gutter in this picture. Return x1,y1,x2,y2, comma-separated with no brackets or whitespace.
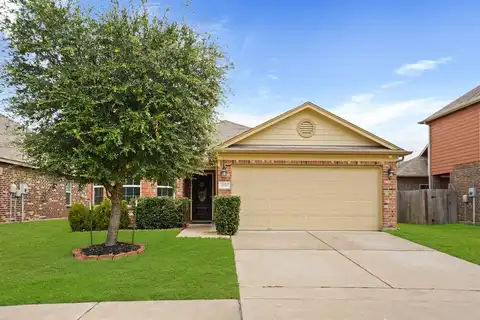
217,148,412,156
419,96,480,124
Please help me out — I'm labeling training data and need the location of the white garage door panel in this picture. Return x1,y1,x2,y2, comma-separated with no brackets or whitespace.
232,166,380,230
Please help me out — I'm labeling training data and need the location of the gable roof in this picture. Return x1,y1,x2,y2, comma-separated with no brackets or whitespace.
420,84,480,124
0,115,30,166
218,101,409,154
397,153,428,177
214,120,250,145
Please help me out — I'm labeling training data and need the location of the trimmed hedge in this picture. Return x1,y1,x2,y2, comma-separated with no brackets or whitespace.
68,199,129,232
214,196,240,235
135,197,190,229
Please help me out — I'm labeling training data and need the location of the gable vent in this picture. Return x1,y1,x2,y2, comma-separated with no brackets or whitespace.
297,120,316,138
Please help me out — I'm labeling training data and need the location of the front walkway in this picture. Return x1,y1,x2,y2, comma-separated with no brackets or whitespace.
0,300,241,320
233,231,480,320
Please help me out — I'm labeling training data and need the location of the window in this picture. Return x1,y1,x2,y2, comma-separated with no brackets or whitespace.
65,182,72,206
93,186,104,205
123,179,140,202
419,184,429,190
157,181,174,197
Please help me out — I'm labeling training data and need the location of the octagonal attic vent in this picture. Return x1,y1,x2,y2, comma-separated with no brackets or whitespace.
297,119,315,138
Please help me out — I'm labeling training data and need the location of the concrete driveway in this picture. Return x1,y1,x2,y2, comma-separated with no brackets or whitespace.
233,231,480,320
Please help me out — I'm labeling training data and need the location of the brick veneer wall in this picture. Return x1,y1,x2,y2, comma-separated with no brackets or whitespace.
398,177,429,191
450,162,480,223
0,163,89,222
216,159,398,229
140,180,156,197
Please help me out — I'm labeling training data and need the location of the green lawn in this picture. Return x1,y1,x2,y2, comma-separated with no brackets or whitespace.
387,223,480,265
0,220,239,306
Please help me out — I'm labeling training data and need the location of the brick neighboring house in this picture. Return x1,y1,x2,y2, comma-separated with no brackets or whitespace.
397,146,429,191
420,84,480,223
0,115,89,222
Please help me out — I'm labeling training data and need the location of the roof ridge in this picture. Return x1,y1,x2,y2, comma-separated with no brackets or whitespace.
218,119,250,129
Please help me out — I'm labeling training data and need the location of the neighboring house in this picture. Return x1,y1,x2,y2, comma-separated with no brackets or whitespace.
175,102,409,230
420,84,480,222
0,115,89,222
397,146,429,190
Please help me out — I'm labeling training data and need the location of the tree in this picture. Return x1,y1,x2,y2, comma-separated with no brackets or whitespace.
0,0,230,246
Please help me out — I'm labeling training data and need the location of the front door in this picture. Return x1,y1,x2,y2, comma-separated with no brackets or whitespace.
192,174,213,221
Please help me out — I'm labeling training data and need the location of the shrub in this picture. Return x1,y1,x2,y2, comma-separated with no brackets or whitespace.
93,199,111,230
93,199,130,230
214,196,240,235
69,199,130,232
136,197,189,229
68,203,90,232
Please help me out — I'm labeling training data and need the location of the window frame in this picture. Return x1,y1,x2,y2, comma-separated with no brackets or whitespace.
123,179,141,202
157,181,175,198
93,185,105,205
65,182,72,206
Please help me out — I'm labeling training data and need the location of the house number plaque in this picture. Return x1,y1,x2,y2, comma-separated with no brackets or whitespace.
218,181,231,190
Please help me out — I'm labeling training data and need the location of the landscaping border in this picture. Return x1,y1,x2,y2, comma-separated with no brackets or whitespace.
72,244,145,261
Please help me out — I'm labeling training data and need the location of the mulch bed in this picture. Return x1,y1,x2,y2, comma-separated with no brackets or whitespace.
82,242,139,256
72,242,145,261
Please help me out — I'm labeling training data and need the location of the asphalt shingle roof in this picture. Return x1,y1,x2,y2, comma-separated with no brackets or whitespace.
214,120,250,145
397,154,428,177
422,84,480,123
0,116,251,167
0,115,26,165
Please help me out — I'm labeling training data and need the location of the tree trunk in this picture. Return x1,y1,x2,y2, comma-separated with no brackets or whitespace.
105,183,123,246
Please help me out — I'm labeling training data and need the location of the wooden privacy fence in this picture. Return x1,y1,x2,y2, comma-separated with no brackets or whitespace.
397,189,458,224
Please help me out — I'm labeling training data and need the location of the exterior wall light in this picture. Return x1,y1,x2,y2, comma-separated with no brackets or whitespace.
387,167,393,179
220,164,227,177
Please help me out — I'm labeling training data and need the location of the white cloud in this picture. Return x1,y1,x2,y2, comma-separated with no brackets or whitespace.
267,74,279,80
395,57,452,76
333,94,450,155
380,80,406,89
258,89,270,98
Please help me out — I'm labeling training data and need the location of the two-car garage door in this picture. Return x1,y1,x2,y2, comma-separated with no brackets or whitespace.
231,166,381,231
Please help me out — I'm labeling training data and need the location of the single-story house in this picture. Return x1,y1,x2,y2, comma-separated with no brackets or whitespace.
174,102,410,230
397,146,429,190
2,102,411,230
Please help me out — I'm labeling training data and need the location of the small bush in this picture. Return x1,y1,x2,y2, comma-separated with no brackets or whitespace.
69,199,129,232
68,203,90,231
136,197,189,229
93,199,130,230
93,199,111,230
214,196,240,235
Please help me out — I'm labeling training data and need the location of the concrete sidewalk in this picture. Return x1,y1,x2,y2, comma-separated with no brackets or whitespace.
0,300,241,320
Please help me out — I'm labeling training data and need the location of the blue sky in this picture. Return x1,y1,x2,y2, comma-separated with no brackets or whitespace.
3,0,480,156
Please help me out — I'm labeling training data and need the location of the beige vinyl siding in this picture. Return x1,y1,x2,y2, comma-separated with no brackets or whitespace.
236,109,380,147
232,166,381,230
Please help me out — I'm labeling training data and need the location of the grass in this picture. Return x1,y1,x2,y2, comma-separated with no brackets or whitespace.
387,223,480,265
0,220,239,306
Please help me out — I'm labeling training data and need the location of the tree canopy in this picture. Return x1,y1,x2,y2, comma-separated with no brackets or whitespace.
1,0,230,245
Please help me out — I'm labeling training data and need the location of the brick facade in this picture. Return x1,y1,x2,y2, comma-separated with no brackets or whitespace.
140,180,156,197
398,177,429,191
0,163,89,222
450,162,480,223
216,159,398,229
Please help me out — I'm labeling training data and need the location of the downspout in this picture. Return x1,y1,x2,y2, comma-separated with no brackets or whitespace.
428,126,432,190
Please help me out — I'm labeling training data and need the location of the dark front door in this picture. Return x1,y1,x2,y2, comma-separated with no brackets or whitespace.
192,174,213,221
